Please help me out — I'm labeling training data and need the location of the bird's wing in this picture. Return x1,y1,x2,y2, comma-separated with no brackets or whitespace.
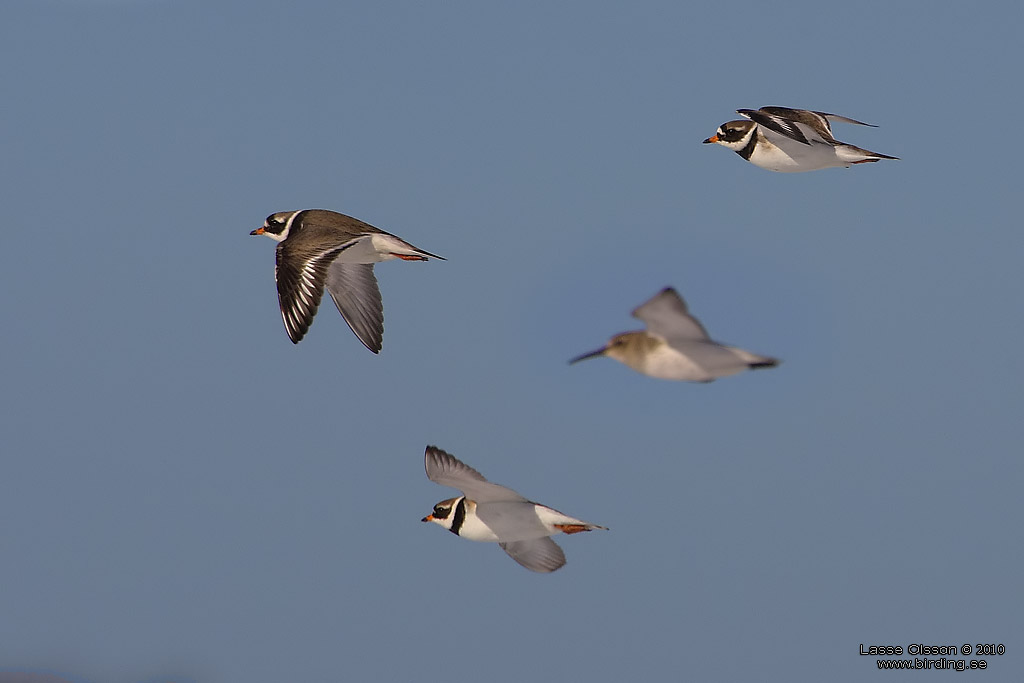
632,287,710,342
499,537,567,573
275,242,348,343
739,107,837,145
813,111,877,128
325,262,384,353
424,446,528,503
475,501,552,541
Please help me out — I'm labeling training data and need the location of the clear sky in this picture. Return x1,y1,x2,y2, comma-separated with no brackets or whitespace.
2,1,1021,682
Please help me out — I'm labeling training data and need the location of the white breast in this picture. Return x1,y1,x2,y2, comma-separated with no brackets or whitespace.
458,504,501,542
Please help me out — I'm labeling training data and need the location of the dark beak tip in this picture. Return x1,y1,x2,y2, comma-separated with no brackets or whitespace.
702,137,713,144
420,517,429,522
249,229,260,235
569,349,605,364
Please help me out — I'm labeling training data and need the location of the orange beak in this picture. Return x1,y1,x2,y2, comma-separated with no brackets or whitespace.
250,227,265,235
702,134,719,144
421,514,435,522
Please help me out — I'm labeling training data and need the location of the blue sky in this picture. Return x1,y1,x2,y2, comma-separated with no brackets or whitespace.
1,1,1021,681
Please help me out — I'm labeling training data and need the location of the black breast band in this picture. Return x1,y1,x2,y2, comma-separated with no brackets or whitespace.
449,498,467,536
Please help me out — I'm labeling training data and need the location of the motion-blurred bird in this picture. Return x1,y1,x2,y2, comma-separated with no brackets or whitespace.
421,446,606,573
703,106,898,172
251,209,443,351
570,287,779,382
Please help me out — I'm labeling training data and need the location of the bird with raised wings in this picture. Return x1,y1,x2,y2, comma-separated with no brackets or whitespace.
421,446,606,573
703,106,898,172
570,287,779,382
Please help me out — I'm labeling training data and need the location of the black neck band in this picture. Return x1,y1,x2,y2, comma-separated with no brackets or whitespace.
449,498,467,536
737,131,758,160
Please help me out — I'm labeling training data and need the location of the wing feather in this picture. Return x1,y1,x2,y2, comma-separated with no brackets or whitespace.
738,108,814,145
499,537,567,573
275,243,347,343
813,111,877,127
424,446,528,503
325,262,384,353
632,287,710,342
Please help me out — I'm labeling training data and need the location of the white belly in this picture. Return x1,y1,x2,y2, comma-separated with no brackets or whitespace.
633,344,713,382
749,137,847,173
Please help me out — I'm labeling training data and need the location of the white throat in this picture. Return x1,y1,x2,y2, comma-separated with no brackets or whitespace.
721,127,757,152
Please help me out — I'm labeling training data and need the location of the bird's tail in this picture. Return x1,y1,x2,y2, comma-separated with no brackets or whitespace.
555,522,609,534
728,347,781,370
839,144,900,163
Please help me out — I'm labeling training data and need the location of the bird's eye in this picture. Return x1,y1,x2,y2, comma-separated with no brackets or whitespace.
433,506,450,519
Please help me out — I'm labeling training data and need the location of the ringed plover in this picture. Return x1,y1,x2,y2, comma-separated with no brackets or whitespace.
703,106,898,172
421,446,606,573
251,209,443,351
